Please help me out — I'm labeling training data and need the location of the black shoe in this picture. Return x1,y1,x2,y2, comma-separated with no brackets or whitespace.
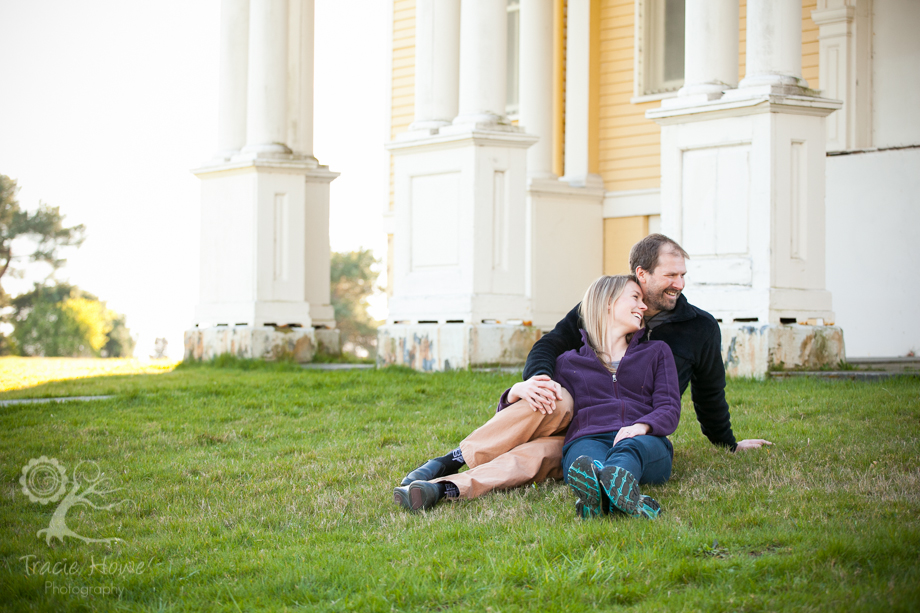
597,465,641,516
400,459,448,486
393,485,412,510
408,480,443,511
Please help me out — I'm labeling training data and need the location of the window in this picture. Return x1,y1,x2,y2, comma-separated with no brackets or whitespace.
634,0,685,100
506,0,520,117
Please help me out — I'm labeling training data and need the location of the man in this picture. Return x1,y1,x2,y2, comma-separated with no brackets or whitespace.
395,234,770,511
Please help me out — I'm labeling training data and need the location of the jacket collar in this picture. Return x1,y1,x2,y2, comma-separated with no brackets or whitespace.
657,293,697,323
577,327,648,359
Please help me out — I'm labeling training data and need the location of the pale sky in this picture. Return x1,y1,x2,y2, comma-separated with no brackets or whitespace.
0,0,389,358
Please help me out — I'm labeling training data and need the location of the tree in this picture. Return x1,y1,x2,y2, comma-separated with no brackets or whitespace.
0,174,85,306
102,312,136,358
330,249,381,357
9,283,134,357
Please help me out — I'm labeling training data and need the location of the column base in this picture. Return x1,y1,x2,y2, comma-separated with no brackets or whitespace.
184,326,341,363
721,323,845,379
376,323,542,371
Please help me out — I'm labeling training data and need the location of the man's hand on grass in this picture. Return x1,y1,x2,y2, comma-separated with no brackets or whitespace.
509,375,564,414
735,439,773,452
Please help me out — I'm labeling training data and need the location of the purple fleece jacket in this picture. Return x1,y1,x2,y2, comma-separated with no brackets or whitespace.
496,328,681,446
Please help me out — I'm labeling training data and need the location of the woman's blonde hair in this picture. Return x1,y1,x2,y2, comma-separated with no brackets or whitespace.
578,274,639,370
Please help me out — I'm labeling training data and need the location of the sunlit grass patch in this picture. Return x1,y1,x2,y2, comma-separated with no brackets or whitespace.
0,357,179,393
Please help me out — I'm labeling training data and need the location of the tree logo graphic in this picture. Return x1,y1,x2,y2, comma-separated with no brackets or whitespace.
20,456,128,545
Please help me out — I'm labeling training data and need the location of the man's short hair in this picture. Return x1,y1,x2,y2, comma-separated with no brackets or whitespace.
628,233,690,275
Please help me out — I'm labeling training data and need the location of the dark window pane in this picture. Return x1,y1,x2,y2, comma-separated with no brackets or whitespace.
664,0,685,83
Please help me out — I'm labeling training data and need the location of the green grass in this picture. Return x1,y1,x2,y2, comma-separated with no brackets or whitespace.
0,363,918,612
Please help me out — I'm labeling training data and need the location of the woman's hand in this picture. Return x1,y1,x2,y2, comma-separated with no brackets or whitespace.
613,423,650,446
508,375,564,414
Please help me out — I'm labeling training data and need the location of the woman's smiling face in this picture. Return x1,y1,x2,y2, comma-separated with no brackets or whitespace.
609,280,647,333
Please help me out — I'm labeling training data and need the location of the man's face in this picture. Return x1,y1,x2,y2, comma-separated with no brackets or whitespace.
636,249,687,316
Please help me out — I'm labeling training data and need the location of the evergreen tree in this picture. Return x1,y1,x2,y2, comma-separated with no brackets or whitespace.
0,175,85,305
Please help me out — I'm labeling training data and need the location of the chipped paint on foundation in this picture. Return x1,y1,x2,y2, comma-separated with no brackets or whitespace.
720,324,845,378
377,324,543,371
184,326,341,363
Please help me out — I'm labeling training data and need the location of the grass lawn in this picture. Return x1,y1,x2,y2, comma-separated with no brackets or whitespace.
0,359,918,612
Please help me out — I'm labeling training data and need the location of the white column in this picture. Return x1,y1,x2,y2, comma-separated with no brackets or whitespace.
243,0,291,155
216,0,250,160
740,0,805,89
519,0,555,177
678,0,739,100
286,0,316,160
453,0,507,127
561,0,599,187
410,0,460,132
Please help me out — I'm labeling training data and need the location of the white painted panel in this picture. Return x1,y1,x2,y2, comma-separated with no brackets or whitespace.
789,141,806,261
492,170,508,272
686,257,752,286
714,145,750,255
681,147,718,254
273,193,288,281
410,172,461,269
682,145,750,257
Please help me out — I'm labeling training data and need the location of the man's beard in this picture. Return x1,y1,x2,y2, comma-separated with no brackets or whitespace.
646,285,679,313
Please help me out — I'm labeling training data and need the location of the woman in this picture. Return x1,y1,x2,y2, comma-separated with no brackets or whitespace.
556,274,680,519
393,275,680,519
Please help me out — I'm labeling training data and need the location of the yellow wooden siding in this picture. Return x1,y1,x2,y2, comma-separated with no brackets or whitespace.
598,0,661,192
802,0,819,89
553,0,567,177
389,0,415,213
604,216,648,274
588,0,602,175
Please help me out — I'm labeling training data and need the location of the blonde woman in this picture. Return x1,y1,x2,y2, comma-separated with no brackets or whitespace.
556,275,680,518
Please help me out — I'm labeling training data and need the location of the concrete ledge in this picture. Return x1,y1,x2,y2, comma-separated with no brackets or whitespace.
846,357,920,373
768,371,918,381
377,323,542,371
721,324,845,379
184,326,340,363
314,329,342,357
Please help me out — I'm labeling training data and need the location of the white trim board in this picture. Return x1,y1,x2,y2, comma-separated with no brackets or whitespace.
602,188,661,218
